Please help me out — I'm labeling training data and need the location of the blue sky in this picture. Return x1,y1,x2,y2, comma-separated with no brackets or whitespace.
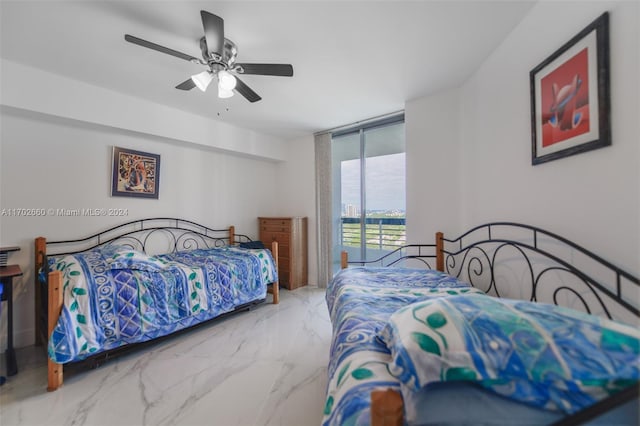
341,153,406,211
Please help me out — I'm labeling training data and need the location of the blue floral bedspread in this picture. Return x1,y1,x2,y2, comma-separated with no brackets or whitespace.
323,267,479,426
47,245,277,363
380,294,640,414
324,267,640,425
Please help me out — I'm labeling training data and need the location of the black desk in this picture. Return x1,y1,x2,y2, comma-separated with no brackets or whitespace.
0,264,22,376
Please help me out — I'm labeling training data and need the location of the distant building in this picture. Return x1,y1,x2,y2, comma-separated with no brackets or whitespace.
345,204,360,217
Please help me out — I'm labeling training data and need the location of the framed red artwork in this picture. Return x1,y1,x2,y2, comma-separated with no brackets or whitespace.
530,12,610,165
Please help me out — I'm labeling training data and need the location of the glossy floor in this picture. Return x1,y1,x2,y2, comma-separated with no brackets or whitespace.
0,286,331,426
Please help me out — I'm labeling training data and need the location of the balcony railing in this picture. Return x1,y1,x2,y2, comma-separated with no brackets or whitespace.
341,217,406,250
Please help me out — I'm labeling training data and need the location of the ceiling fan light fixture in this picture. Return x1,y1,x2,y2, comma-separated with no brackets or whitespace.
124,10,293,103
217,70,237,90
218,86,234,99
191,70,213,91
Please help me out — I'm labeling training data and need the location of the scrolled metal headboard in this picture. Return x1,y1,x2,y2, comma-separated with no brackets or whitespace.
343,244,437,269
442,222,639,322
42,217,251,256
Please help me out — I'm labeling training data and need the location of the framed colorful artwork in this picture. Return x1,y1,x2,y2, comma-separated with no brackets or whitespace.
111,146,160,199
530,12,610,165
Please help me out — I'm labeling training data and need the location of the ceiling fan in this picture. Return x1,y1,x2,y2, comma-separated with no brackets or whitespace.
124,10,293,103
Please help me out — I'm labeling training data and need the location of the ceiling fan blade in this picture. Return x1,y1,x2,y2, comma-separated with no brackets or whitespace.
235,77,262,103
237,63,294,77
125,34,199,62
175,78,196,91
200,11,224,57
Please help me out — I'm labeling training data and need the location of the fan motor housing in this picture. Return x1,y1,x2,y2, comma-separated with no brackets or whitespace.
200,37,238,66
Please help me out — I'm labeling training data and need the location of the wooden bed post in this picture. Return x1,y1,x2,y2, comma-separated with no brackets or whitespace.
47,270,63,391
229,226,236,245
436,232,444,272
341,251,348,269
268,241,280,304
371,389,403,426
35,236,64,390
35,237,46,345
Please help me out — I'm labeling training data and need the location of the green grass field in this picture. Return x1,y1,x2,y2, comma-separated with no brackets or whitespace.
341,222,406,249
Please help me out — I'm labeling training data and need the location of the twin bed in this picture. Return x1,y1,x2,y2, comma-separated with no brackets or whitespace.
34,218,280,391
324,223,639,426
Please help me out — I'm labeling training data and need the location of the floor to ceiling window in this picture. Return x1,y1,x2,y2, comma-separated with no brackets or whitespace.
331,115,405,272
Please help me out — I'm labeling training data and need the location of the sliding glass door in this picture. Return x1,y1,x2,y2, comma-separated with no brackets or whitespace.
331,116,405,273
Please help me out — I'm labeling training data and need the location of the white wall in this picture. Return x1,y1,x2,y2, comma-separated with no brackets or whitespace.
458,1,639,274
0,61,287,349
1,60,288,162
0,108,280,349
405,1,638,277
405,88,463,242
275,135,317,285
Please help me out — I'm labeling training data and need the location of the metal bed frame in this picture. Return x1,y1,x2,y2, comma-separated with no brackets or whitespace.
342,222,639,425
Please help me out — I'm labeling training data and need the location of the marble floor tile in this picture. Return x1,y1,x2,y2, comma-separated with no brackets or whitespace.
0,286,331,426
258,362,328,426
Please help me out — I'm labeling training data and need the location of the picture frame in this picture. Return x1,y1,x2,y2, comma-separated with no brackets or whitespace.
111,146,160,199
530,12,610,165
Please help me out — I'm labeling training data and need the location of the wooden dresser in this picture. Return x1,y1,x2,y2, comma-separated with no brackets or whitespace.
259,217,308,290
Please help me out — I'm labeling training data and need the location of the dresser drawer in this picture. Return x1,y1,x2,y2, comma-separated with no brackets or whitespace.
260,231,290,244
260,218,291,225
277,257,290,271
278,271,290,284
260,218,290,228
260,224,290,233
276,243,290,257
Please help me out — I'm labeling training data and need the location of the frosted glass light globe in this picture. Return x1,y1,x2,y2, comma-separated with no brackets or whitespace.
218,70,237,90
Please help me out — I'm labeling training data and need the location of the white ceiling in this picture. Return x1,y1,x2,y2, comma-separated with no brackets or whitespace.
0,1,535,140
